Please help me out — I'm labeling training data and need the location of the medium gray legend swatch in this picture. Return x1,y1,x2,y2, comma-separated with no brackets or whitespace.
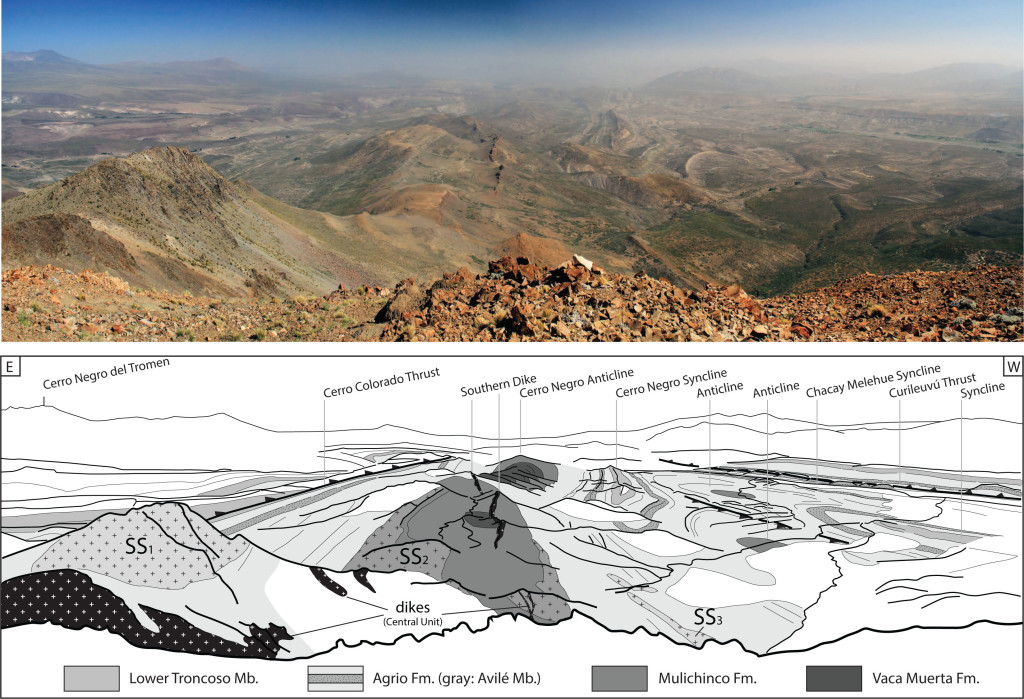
592,666,648,692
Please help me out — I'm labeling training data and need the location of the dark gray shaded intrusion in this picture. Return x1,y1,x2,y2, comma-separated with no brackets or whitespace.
344,474,572,624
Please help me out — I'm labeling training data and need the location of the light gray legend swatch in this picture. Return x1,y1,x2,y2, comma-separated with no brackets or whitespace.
308,666,364,692
592,666,648,693
64,666,120,693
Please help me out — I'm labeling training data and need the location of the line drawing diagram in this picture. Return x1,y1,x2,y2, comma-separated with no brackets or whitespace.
2,355,1020,663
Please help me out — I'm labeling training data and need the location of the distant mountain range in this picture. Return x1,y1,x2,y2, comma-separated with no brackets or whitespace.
1,50,428,90
645,62,1023,94
3,49,85,64
1,50,276,89
4,51,1020,93
3,50,252,73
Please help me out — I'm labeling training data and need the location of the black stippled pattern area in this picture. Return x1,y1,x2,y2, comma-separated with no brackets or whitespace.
311,567,348,597
1,570,292,658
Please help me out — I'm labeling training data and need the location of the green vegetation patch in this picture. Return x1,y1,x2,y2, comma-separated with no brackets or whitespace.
649,209,764,245
746,187,841,243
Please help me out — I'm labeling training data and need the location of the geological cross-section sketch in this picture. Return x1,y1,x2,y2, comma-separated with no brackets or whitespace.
1,354,1021,697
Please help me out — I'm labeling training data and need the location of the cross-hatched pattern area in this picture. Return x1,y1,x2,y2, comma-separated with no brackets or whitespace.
309,674,363,683
31,503,248,589
347,502,452,576
522,541,572,624
1,570,292,658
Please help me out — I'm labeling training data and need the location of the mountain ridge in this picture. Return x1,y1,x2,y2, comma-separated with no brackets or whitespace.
2,147,357,296
2,146,523,296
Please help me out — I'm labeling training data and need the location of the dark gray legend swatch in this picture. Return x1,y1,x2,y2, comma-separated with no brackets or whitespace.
308,666,364,692
64,666,120,693
592,666,648,692
806,665,863,692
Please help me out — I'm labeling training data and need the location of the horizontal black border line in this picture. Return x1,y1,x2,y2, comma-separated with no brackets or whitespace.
7,696,1022,699
4,353,1021,358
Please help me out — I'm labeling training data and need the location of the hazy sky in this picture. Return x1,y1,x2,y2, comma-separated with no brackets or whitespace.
3,0,1022,84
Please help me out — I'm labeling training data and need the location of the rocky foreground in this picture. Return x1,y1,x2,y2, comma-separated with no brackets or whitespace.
2,256,1021,342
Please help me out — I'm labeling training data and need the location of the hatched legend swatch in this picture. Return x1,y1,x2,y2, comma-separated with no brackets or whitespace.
308,666,364,692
